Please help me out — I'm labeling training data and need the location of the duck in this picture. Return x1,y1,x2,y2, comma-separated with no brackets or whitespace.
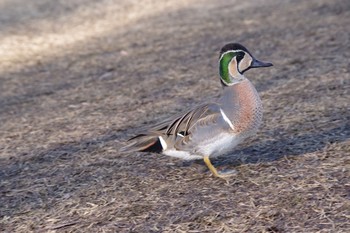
121,43,273,179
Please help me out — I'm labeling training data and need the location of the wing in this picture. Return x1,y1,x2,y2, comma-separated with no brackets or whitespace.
173,110,223,152
129,103,220,137
121,103,221,152
156,103,220,137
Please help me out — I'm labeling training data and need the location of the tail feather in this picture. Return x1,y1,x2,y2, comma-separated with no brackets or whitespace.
120,135,163,153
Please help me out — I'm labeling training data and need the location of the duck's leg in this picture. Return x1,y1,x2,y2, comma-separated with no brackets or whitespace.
203,156,220,177
203,156,236,179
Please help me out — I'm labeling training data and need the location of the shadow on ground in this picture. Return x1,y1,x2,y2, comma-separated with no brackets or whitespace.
0,0,349,232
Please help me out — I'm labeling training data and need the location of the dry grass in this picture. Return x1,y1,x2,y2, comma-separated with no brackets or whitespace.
0,0,349,232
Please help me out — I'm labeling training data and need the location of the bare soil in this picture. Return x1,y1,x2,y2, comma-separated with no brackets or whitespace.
0,0,349,232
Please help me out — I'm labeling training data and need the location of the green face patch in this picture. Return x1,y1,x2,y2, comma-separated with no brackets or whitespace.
219,52,238,85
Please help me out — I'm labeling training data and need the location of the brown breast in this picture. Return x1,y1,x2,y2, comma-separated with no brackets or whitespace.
220,79,263,135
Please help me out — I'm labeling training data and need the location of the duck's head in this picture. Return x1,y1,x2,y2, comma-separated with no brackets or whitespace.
219,43,273,86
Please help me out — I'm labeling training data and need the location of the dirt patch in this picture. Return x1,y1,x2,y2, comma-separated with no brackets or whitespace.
0,0,349,232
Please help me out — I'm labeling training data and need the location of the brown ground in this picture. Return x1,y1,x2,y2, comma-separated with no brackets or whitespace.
0,0,349,232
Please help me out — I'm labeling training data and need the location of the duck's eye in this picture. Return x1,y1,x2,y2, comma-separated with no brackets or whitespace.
236,53,244,63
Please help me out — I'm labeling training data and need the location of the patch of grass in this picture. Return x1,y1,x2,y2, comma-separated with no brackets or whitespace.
0,0,349,232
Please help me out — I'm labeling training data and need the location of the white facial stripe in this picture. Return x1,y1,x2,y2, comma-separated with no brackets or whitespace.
220,108,235,130
158,136,168,150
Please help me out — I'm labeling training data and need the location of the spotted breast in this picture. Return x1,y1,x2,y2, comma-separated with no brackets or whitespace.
219,78,263,137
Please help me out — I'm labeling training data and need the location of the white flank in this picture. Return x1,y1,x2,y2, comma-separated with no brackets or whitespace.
158,136,168,150
220,108,235,130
